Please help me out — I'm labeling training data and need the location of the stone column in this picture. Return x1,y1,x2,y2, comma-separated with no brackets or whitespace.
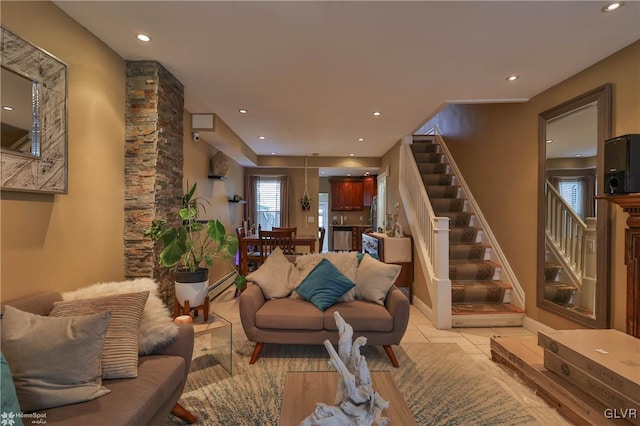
124,61,184,305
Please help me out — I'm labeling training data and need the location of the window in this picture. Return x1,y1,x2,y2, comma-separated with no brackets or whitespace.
248,175,289,231
558,179,584,218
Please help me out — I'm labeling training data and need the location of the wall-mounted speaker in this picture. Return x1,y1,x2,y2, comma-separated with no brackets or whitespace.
604,134,640,194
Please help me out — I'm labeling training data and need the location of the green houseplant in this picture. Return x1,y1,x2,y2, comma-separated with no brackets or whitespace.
145,182,241,311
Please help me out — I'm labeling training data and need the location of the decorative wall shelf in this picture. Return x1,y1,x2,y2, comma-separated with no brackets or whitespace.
208,175,227,181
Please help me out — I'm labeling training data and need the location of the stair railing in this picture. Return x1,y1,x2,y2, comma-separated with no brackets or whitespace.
544,180,587,287
399,135,452,329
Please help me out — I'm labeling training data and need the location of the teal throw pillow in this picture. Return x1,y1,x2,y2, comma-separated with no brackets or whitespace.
295,258,355,311
1,353,24,426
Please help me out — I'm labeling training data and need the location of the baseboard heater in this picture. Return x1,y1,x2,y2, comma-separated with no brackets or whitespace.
208,271,237,299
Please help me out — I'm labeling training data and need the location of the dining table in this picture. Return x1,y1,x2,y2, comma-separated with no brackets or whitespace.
238,233,317,276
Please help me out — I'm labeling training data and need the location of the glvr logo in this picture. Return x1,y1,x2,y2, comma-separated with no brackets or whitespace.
604,408,638,419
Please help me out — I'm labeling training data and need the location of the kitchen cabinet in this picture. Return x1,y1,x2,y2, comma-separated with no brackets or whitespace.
363,176,377,207
330,178,364,211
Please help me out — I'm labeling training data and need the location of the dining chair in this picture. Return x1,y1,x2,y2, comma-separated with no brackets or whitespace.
236,227,262,272
259,229,295,261
318,227,326,253
272,227,297,237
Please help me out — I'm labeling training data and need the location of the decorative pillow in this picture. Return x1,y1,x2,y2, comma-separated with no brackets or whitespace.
1,306,111,412
356,254,401,305
50,291,149,379
294,252,358,302
1,353,23,424
295,258,355,311
246,246,297,298
61,278,178,355
357,252,379,264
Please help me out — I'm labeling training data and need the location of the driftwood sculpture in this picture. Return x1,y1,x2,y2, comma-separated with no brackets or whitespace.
300,312,390,426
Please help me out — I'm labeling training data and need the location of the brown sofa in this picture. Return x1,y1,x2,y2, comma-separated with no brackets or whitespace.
239,283,410,367
3,291,195,426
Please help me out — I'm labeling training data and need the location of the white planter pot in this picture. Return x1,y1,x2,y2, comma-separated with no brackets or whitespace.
174,280,209,307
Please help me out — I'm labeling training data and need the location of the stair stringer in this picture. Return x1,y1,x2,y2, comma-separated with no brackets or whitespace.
429,128,525,311
398,136,452,330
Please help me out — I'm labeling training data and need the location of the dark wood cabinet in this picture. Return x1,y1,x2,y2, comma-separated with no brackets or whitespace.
330,178,364,211
363,176,377,207
351,226,369,252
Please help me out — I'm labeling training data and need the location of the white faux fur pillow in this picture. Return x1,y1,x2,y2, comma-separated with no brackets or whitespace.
294,252,358,302
61,278,179,355
246,247,298,298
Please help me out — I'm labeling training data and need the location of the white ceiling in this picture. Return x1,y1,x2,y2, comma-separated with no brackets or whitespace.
54,1,640,169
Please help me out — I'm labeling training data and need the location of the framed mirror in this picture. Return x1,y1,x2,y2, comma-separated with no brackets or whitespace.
537,84,612,328
1,26,68,193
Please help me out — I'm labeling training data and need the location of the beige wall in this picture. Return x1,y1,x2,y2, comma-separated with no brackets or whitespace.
1,2,126,301
419,40,640,330
183,113,246,283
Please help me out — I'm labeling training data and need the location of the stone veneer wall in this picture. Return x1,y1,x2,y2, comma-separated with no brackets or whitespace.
124,61,184,305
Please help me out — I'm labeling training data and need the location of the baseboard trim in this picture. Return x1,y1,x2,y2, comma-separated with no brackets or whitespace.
412,296,436,324
522,315,556,335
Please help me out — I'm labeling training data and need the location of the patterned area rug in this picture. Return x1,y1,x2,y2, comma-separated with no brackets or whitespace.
165,337,540,425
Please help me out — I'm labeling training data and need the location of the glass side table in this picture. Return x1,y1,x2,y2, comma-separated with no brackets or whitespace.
191,312,232,375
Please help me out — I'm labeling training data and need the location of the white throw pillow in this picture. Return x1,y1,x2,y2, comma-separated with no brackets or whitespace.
294,252,359,302
356,254,402,305
1,305,112,411
62,278,179,355
246,247,297,298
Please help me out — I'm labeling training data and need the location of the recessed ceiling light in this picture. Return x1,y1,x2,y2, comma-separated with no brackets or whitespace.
358,137,364,142
602,2,624,12
321,171,325,174
136,34,151,42
576,154,582,157
271,152,276,155
239,108,248,114
2,106,14,111
546,139,553,144
259,136,265,140
372,111,381,116
347,173,351,177
349,153,355,157
506,75,519,81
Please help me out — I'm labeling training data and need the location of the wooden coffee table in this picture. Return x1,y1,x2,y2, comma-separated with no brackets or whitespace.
279,371,416,426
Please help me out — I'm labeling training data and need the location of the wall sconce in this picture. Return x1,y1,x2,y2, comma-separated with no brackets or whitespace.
191,113,215,131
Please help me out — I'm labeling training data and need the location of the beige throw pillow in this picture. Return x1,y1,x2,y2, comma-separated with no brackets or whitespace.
246,247,297,298
50,291,149,379
61,278,179,354
356,254,401,305
1,305,112,411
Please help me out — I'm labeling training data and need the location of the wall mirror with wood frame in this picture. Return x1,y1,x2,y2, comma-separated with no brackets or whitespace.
537,84,612,328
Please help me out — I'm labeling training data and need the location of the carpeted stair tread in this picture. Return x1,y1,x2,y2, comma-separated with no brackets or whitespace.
421,173,453,186
544,263,563,282
418,163,448,174
543,282,578,306
431,198,465,213
452,303,524,315
438,211,473,227
449,243,489,260
425,184,458,198
452,280,511,303
450,226,480,243
411,142,440,154
450,260,499,280
414,152,443,163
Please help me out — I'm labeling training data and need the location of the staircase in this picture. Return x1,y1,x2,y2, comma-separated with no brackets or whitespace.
410,135,524,327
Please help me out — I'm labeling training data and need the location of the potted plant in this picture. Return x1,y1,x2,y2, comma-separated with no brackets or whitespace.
145,182,239,315
299,192,312,211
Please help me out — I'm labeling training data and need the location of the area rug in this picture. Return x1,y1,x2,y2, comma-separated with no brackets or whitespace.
164,338,539,425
